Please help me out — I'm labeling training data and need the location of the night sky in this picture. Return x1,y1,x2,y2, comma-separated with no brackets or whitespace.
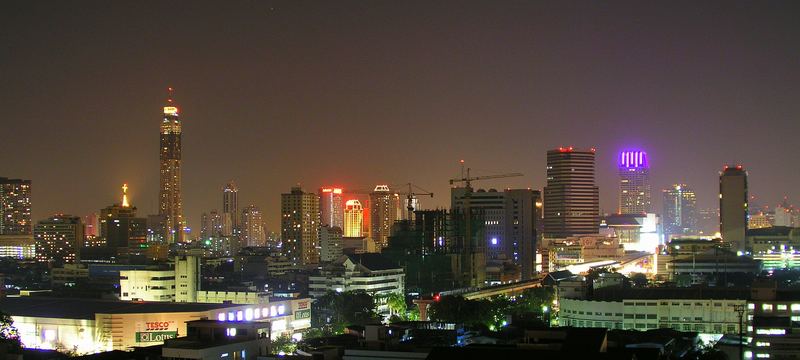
3,1,800,232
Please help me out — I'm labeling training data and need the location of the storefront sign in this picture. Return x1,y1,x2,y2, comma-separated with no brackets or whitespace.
295,309,311,320
136,331,178,342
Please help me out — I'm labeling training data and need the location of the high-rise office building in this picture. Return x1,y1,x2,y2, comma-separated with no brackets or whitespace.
662,184,698,238
34,214,84,265
344,199,364,237
281,186,320,266
370,185,397,250
543,147,600,238
720,165,748,251
618,150,651,214
241,205,265,247
222,181,239,236
0,177,32,235
97,184,147,261
200,210,223,240
84,213,99,238
319,188,344,229
158,88,184,243
319,225,343,262
451,188,541,280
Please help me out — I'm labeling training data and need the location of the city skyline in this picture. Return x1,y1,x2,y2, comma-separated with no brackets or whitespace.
4,1,800,231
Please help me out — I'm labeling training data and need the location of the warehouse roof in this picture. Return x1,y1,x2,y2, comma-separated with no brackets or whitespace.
0,297,241,320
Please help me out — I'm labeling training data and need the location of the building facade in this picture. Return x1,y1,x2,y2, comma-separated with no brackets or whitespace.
560,293,747,334
344,199,364,237
158,89,184,243
543,147,600,238
618,150,651,214
662,184,698,239
748,281,800,359
309,253,404,313
2,297,261,354
241,205,266,247
34,215,84,265
451,188,541,280
280,186,320,266
720,166,748,252
319,187,344,230
97,184,147,262
0,177,32,235
370,185,397,250
320,225,343,263
223,181,239,236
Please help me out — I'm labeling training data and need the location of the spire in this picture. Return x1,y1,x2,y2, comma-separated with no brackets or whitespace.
122,183,130,207
163,87,179,115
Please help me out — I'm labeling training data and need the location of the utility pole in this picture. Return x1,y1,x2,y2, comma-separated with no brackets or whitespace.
734,304,746,360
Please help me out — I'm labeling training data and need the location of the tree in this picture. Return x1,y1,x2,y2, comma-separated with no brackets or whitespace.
270,334,297,355
0,312,20,354
311,290,380,331
630,273,649,287
385,293,407,315
428,295,495,326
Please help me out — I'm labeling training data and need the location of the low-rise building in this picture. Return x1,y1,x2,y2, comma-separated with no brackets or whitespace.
747,280,800,359
162,320,270,360
50,264,90,287
1,297,250,354
2,296,311,355
559,287,749,334
309,253,404,313
120,268,176,302
197,291,269,305
748,226,800,270
547,235,625,271
0,234,35,259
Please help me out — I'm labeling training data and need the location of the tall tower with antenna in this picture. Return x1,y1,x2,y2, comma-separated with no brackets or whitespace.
158,87,184,243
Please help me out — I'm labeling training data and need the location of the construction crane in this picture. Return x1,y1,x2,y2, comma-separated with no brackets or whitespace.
449,160,523,189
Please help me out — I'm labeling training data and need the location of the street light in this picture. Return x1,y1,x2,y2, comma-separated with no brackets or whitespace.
733,304,746,360
542,305,550,327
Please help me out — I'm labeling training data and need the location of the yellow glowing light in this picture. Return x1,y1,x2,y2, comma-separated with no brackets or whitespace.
163,106,179,115
122,183,130,207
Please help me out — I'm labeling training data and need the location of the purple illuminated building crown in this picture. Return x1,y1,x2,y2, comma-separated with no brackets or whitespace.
619,150,649,169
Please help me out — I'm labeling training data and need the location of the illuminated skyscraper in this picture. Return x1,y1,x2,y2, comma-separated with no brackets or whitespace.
344,199,364,237
96,184,147,262
34,214,84,265
319,187,344,229
158,88,184,243
543,147,600,238
618,150,651,214
281,186,320,266
662,184,698,238
84,213,99,238
0,177,32,235
222,181,239,236
241,204,265,247
720,165,748,251
369,185,397,250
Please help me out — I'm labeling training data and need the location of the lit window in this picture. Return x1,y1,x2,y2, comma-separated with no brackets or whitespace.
763,304,773,312
777,304,787,311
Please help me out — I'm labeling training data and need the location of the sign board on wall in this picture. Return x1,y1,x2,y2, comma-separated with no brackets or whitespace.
135,321,177,343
